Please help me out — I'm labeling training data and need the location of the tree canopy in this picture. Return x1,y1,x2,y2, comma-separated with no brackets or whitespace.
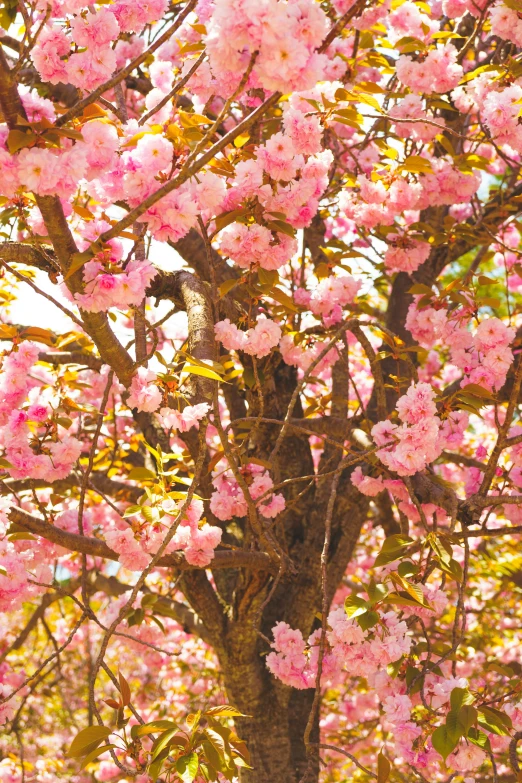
1,0,522,781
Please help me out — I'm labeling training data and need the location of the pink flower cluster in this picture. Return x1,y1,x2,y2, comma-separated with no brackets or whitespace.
127,368,162,413
104,525,151,571
135,184,199,244
388,1,438,43
384,234,431,274
266,605,412,689
31,10,119,91
0,346,82,482
416,159,481,210
0,540,34,614
214,316,282,358
370,382,444,476
7,144,87,200
295,273,361,325
340,161,480,234
111,0,168,34
206,0,328,94
454,317,515,391
106,498,222,570
279,334,340,373
340,174,421,231
3,407,82,483
396,45,463,94
0,342,40,425
407,300,516,391
406,297,449,348
31,2,167,90
72,257,157,314
220,135,332,240
218,223,298,271
390,95,446,143
158,403,209,432
490,4,522,51
210,462,285,521
482,85,522,150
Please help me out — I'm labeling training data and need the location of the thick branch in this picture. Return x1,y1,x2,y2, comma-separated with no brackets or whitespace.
1,472,142,501
149,270,217,402
0,242,57,272
39,351,103,371
7,506,276,573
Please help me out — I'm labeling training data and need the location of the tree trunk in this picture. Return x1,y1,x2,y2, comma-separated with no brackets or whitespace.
223,663,319,783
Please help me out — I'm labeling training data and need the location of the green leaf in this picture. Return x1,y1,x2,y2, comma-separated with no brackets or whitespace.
151,728,181,760
402,155,433,174
438,557,463,583
127,608,145,627
374,534,414,568
392,576,428,607
204,723,231,766
344,594,369,618
219,278,239,297
148,755,167,782
176,752,199,783
202,740,225,773
264,219,296,238
458,705,478,733
450,688,474,714
214,209,248,233
385,592,434,609
80,744,116,769
8,532,36,542
446,710,463,744
431,725,459,761
64,250,94,280
127,467,156,481
457,383,496,400
377,750,391,783
181,363,223,382
142,505,160,523
258,268,278,287
478,705,512,736
134,719,178,737
366,581,388,605
0,457,13,469
205,705,248,718
398,561,419,578
467,727,492,752
7,129,36,154
67,726,112,758
357,610,380,631
485,662,514,678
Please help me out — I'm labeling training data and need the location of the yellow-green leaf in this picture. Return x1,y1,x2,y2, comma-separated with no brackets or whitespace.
181,364,223,382
67,726,112,758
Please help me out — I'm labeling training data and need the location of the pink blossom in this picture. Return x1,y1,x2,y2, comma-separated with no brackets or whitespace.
127,368,162,412
448,743,486,772
159,403,209,432
243,316,282,358
385,236,431,274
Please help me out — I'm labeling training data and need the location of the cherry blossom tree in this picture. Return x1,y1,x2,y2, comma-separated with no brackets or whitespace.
2,0,522,781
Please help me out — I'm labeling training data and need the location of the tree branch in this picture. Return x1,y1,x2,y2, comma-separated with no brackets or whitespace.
7,506,276,573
